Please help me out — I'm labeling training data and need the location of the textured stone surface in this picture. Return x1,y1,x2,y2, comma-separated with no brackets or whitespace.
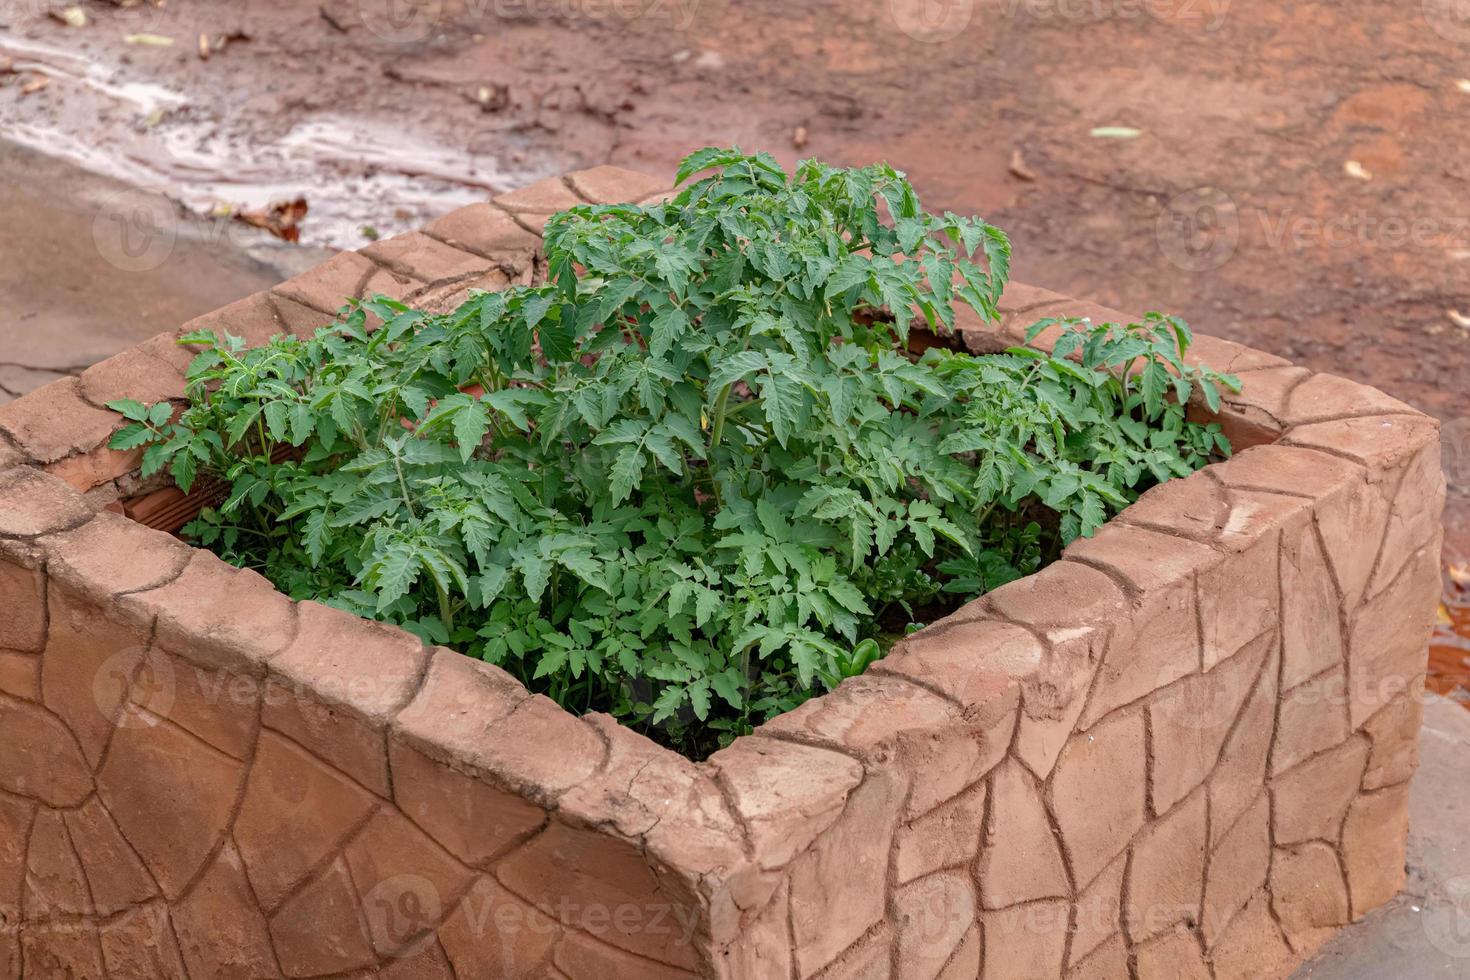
0,169,1440,979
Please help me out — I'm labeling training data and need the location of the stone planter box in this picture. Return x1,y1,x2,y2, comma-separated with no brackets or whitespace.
0,166,1445,980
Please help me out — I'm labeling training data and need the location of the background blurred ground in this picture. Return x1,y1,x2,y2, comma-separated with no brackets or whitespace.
1,7,1467,966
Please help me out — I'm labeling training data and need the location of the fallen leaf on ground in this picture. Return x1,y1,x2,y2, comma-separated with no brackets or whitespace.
1008,148,1037,181
1090,126,1141,139
1344,160,1372,180
1448,309,1470,330
1438,603,1455,627
232,197,308,242
123,33,175,46
20,75,49,95
793,125,808,150
49,7,88,27
1448,563,1469,588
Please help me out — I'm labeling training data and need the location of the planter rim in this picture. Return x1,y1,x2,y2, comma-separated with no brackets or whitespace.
0,165,1442,944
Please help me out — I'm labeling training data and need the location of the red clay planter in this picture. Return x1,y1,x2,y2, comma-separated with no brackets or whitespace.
0,167,1445,979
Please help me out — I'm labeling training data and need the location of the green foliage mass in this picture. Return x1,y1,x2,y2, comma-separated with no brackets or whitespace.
112,149,1237,756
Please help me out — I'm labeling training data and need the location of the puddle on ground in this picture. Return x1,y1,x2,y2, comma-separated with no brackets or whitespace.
0,32,541,248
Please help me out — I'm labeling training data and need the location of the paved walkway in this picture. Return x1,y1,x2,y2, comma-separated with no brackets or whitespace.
1293,694,1470,978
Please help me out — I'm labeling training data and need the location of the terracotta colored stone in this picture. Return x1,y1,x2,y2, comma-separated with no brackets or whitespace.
980,898,1068,980
1181,333,1287,374
99,904,190,979
0,557,44,651
361,263,424,303
272,292,334,338
42,580,152,766
1270,841,1350,952
410,266,517,315
1068,850,1125,968
0,466,95,537
1207,644,1276,848
985,559,1127,629
1347,544,1438,729
1148,632,1267,813
894,872,975,979
1079,580,1199,728
494,176,584,213
1215,485,1310,552
936,923,981,980
395,649,600,803
1271,736,1368,845
707,735,861,870
131,647,261,760
895,780,985,884
119,550,297,672
1283,371,1418,424
1013,630,1097,779
391,737,546,869
426,202,542,258
170,842,280,979
380,936,457,980
437,875,562,979
0,376,119,463
1197,530,1277,670
364,231,492,283
883,618,1041,708
1359,693,1421,789
1050,708,1147,887
96,709,243,898
181,290,290,349
1282,414,1439,472
495,818,699,971
716,877,793,980
1065,522,1219,596
1208,890,1297,980
64,796,158,914
273,249,377,313
1314,471,1392,611
1134,926,1211,980
235,730,376,908
345,808,474,957
18,921,106,978
1212,444,1361,500
555,714,749,939
0,650,39,699
44,441,144,492
1280,521,1344,689
1225,364,1309,423
1068,933,1131,980
263,673,394,796
1341,783,1411,918
24,809,92,916
1126,789,1207,942
1370,442,1444,596
270,856,377,976
1118,471,1226,541
0,697,93,806
789,772,901,977
979,759,1069,908
78,338,189,407
552,928,700,980
1272,664,1350,775
567,165,670,204
0,432,23,470
1201,794,1270,946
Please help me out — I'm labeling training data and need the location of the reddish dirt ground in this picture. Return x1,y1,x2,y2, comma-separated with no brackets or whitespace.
1,0,1466,696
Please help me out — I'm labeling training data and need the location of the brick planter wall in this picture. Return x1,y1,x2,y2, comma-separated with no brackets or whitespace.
0,167,1445,979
